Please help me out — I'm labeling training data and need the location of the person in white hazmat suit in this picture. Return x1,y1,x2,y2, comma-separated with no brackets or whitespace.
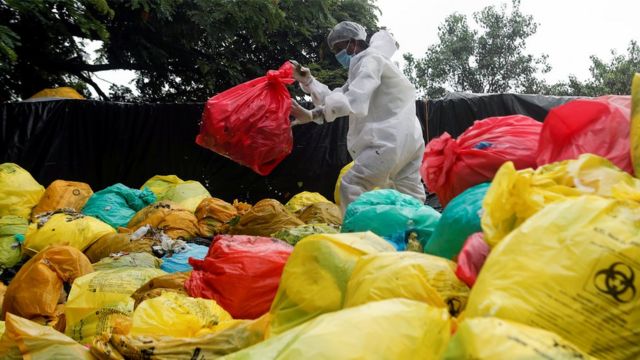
290,21,426,213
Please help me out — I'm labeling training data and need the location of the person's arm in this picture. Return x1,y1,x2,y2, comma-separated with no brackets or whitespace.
323,56,382,122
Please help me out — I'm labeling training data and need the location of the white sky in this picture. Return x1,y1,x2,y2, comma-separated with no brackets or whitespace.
89,0,639,97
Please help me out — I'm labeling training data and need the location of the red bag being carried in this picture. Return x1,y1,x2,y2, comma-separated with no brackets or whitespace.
422,115,542,206
196,62,294,175
185,235,293,319
536,96,632,173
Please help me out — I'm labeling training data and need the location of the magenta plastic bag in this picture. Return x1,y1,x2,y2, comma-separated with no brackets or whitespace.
455,232,490,287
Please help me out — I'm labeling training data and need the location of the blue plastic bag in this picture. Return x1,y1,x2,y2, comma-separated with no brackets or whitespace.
424,183,489,259
82,183,156,228
160,243,209,273
342,189,441,250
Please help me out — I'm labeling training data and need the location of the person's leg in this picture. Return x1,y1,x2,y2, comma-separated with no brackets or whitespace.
391,148,426,203
339,146,392,213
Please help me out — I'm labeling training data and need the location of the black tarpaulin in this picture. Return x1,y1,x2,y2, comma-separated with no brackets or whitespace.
1,92,577,204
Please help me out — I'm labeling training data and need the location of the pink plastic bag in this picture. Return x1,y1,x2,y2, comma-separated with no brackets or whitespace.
537,96,632,173
455,232,490,288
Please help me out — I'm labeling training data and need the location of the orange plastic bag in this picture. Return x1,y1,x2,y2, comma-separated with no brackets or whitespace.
32,180,93,219
2,246,93,323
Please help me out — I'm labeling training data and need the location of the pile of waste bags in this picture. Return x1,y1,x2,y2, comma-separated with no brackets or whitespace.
0,75,638,359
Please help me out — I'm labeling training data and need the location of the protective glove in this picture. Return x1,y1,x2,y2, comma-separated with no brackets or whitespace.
290,99,324,127
289,60,313,86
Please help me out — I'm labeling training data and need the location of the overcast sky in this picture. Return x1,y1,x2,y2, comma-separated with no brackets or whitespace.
377,0,639,83
90,0,639,97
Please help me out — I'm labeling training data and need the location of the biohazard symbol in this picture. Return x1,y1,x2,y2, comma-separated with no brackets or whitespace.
594,262,636,303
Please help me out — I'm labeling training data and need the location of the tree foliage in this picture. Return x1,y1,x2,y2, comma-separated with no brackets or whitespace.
546,40,640,96
404,0,550,99
0,0,379,102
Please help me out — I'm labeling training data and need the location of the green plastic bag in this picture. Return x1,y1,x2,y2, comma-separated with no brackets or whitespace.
0,216,28,270
424,183,489,259
342,189,441,250
82,183,156,228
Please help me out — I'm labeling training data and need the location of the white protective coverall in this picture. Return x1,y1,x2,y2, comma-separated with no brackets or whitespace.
301,30,427,212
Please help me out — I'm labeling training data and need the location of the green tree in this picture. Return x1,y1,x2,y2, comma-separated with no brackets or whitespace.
547,40,640,96
0,0,379,102
403,0,550,99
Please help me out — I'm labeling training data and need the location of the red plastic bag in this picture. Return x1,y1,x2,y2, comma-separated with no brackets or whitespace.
536,96,632,173
185,235,293,319
196,62,295,175
455,232,490,288
422,115,541,206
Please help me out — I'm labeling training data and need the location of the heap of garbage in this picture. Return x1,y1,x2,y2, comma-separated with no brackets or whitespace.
0,76,638,359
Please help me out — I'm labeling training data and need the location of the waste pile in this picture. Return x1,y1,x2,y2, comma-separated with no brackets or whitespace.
0,75,638,359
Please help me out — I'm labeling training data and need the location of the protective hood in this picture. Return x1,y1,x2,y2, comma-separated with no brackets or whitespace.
369,30,398,59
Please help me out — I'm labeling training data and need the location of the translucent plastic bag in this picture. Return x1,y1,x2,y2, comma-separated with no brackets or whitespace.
196,62,295,175
342,189,441,250
345,252,469,316
482,154,640,246
131,292,232,337
186,235,293,319
467,196,640,359
268,232,394,335
537,96,632,173
229,299,451,360
32,180,93,219
0,163,44,219
422,115,541,206
443,318,593,359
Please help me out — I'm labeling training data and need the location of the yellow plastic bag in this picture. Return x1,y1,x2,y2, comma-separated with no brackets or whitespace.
229,299,451,360
65,267,166,344
32,180,93,219
333,161,353,205
131,292,232,337
443,317,594,359
284,191,331,213
24,211,115,253
0,163,45,219
632,73,640,177
482,154,640,246
0,215,28,269
91,314,270,359
268,232,394,336
467,196,640,360
141,175,211,212
344,252,469,316
29,86,85,99
0,313,94,359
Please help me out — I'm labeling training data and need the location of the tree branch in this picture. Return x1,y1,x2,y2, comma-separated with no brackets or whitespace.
73,71,109,100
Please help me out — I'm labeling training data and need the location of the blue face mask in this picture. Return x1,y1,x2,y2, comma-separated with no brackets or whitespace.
335,49,352,69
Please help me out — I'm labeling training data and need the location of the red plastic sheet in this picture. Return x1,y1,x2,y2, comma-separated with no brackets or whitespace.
185,235,293,319
196,62,295,175
422,115,541,206
455,232,490,288
537,96,632,173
